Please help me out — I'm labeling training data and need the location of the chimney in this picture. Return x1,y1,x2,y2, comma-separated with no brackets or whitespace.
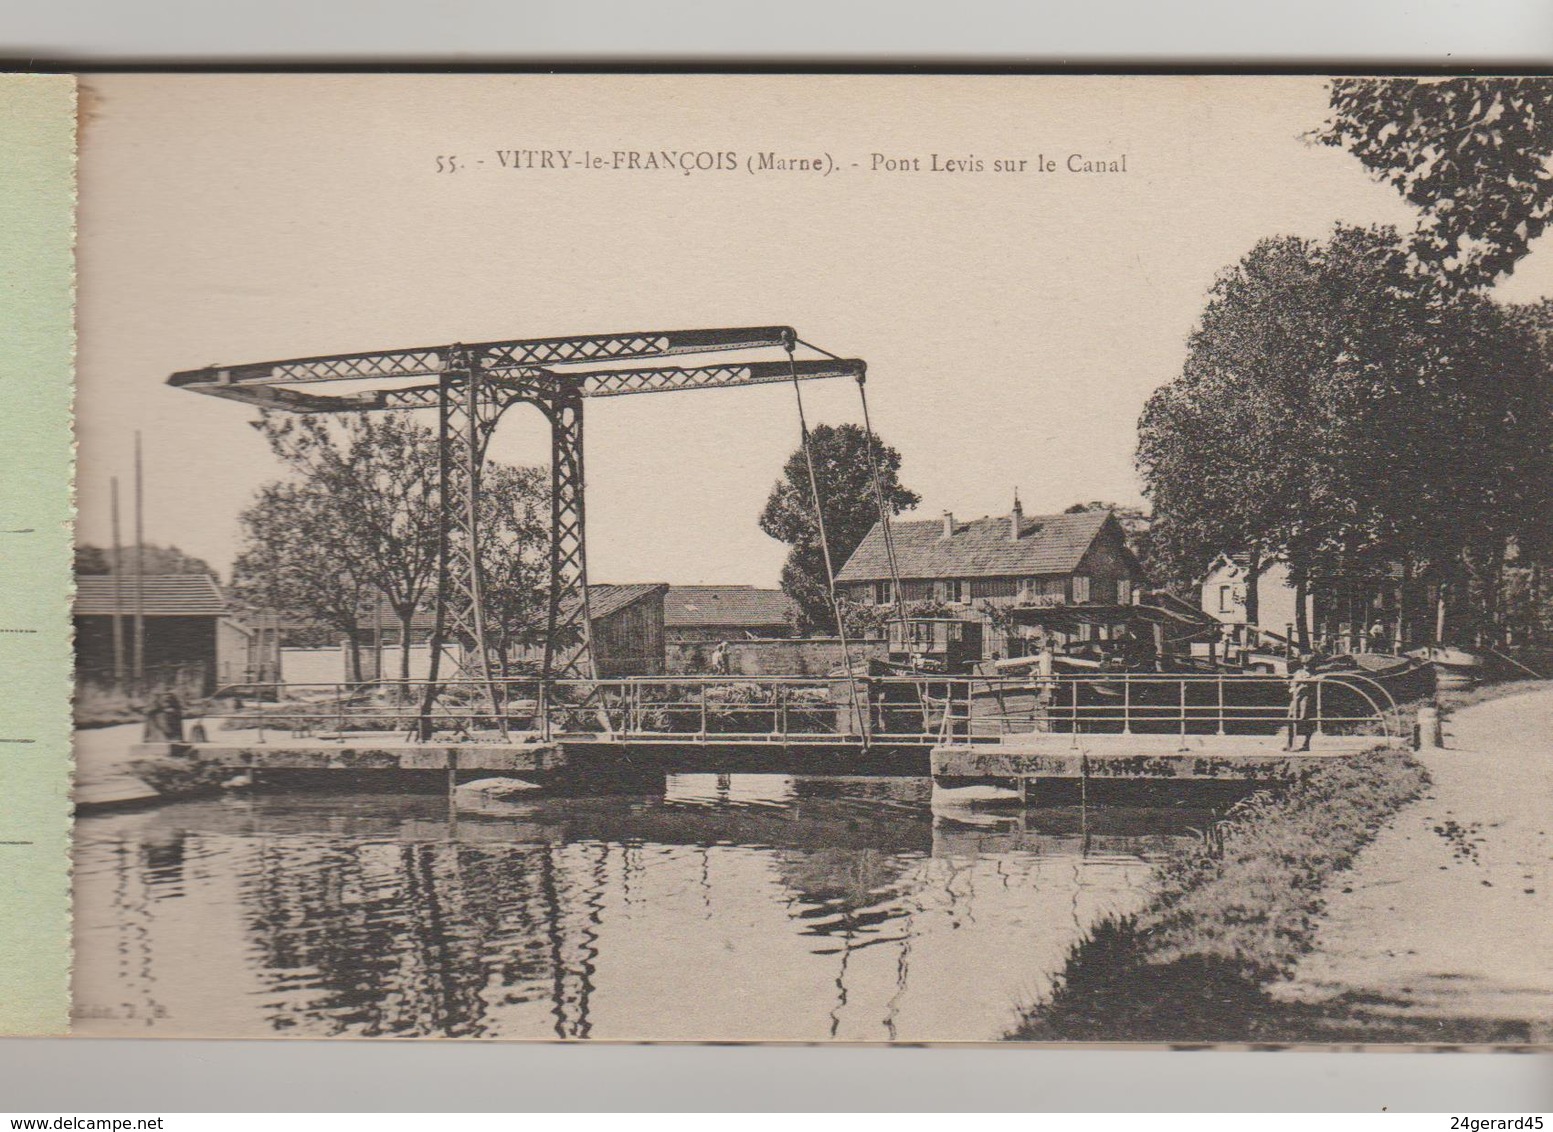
941,511,955,539
1009,491,1023,542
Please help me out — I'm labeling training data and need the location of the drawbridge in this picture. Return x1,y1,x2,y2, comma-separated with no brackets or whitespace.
170,326,879,733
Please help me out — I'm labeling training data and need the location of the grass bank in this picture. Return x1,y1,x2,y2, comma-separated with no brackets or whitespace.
73,686,145,729
1438,677,1553,715
1008,746,1430,1043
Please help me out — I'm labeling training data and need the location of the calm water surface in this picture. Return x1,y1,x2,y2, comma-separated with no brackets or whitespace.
73,775,1200,1041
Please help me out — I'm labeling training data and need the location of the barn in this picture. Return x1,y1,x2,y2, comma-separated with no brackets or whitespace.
73,574,270,695
581,583,670,676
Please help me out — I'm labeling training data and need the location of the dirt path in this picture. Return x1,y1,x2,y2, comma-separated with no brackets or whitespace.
1272,685,1553,1039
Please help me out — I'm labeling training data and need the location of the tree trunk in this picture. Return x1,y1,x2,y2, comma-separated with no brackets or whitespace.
1435,579,1449,646
1293,569,1310,652
1532,561,1544,645
1244,550,1262,631
1440,551,1474,647
1490,541,1508,649
344,628,364,684
1397,560,1411,652
399,611,415,683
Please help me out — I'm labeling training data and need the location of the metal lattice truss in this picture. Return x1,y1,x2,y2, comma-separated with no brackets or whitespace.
170,327,866,715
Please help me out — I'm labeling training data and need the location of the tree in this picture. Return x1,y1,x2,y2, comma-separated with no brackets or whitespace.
231,482,376,681
253,413,441,681
1139,232,1347,641
237,412,554,680
1317,78,1553,288
1487,299,1553,645
75,543,216,577
471,462,552,671
1138,224,1553,647
758,424,919,629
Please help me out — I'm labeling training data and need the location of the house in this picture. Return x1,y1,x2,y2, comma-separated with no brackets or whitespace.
1200,554,1309,648
663,585,798,643
834,500,1152,659
1201,553,1411,653
73,574,275,695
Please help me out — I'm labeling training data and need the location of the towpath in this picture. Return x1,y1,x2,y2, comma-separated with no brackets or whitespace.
74,722,159,807
1273,684,1553,1040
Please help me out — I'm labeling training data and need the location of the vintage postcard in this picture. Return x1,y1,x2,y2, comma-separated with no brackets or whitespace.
34,72,1553,1042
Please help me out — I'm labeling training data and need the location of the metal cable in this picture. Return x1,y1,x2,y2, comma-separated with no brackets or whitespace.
786,344,867,745
855,375,909,637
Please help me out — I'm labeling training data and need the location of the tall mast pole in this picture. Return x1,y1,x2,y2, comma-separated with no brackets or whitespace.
133,431,145,694
110,476,125,689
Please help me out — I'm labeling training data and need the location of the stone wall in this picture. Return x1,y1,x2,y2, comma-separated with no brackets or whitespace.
666,637,887,676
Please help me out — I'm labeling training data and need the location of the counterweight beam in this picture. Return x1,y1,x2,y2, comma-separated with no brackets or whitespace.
169,358,864,413
168,326,798,390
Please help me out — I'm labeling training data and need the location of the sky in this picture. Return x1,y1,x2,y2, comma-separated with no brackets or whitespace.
73,74,1553,588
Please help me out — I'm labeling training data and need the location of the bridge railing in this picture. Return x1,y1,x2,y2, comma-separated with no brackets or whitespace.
934,670,1400,744
193,670,1400,746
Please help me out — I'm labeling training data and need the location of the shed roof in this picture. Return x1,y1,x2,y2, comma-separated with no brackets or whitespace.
74,574,229,617
836,510,1116,582
575,583,669,621
664,586,797,628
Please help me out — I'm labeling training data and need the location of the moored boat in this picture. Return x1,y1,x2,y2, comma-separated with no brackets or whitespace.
1313,652,1436,717
1405,645,1484,690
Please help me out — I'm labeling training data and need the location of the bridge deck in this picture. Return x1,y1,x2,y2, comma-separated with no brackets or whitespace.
932,732,1377,783
143,736,568,775
138,726,1382,788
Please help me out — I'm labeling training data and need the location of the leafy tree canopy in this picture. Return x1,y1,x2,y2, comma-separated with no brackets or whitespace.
231,480,376,678
472,461,551,661
254,413,441,630
75,543,216,578
234,412,550,679
1138,225,1553,630
759,423,919,629
1317,77,1553,287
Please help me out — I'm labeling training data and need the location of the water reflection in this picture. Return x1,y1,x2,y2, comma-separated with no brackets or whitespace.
73,774,1199,1041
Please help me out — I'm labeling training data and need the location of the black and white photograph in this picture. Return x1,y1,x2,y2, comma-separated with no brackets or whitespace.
62,73,1553,1045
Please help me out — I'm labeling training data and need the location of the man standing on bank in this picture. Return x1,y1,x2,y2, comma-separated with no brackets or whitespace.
1285,656,1316,752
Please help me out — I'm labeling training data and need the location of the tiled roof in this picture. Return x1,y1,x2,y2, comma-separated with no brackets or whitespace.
836,510,1114,582
74,574,229,617
356,586,669,633
664,586,797,628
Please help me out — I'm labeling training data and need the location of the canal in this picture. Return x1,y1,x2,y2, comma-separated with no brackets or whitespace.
72,775,1206,1041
